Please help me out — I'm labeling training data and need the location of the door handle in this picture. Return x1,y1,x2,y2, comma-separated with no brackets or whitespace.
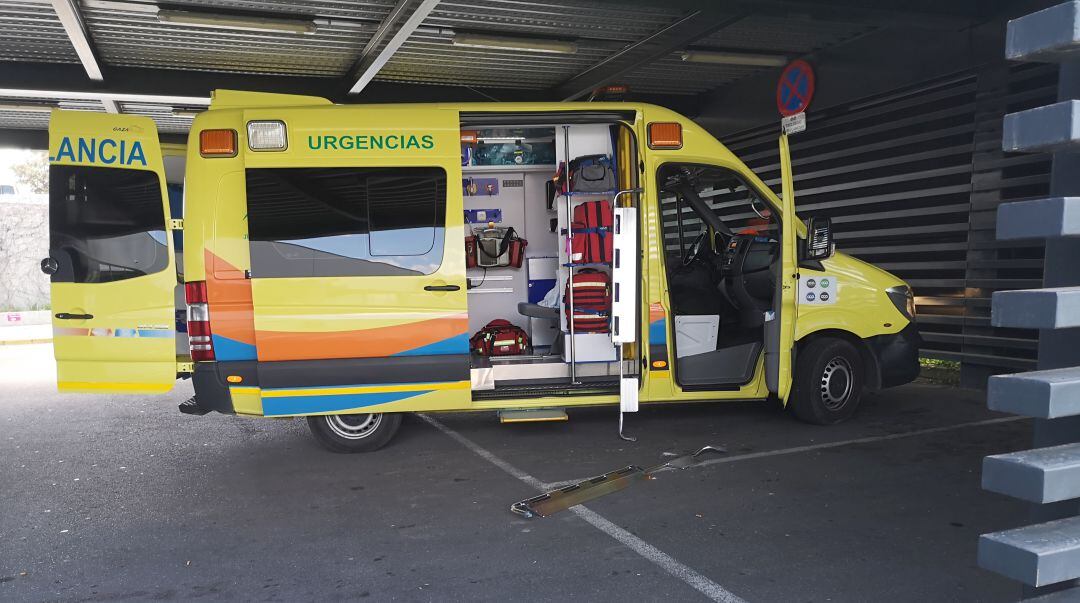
55,313,94,320
424,284,460,292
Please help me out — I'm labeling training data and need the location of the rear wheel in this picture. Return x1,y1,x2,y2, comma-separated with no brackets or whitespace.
789,337,864,425
306,413,402,453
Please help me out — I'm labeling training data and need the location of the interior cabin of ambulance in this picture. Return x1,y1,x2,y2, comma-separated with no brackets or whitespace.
457,120,780,395
459,121,636,396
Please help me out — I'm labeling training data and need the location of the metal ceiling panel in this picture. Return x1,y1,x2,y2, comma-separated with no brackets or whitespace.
0,0,81,64
697,14,874,55
81,0,397,76
380,31,610,89
421,0,684,43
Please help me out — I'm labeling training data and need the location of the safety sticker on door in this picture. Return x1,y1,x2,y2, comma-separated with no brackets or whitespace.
799,275,838,305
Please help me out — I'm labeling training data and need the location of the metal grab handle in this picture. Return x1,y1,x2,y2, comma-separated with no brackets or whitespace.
55,313,93,320
424,284,460,292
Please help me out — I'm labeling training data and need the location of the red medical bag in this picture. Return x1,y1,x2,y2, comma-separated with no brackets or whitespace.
569,200,613,264
564,269,611,333
470,319,531,356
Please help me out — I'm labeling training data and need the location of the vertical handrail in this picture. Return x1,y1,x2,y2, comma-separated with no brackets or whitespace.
563,125,578,384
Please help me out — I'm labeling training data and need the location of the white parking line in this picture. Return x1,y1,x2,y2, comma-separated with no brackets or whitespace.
419,414,747,603
543,415,1027,489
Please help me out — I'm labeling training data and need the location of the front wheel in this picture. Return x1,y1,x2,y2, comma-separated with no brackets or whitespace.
789,337,864,425
306,413,403,453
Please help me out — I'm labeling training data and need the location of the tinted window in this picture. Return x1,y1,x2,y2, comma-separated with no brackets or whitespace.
48,165,169,284
246,167,446,278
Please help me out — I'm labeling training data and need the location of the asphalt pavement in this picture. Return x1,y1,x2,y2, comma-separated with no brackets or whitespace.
1,344,1030,602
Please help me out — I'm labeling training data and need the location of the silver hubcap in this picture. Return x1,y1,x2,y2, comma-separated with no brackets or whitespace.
820,356,853,410
325,414,382,440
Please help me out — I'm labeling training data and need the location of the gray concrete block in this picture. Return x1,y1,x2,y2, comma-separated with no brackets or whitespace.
1003,101,1080,153
990,366,1080,419
997,197,1080,239
1007,1,1080,62
984,443,1080,503
992,287,1080,329
979,516,1080,587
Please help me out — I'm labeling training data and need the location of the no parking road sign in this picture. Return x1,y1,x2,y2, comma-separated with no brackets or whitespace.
777,59,815,117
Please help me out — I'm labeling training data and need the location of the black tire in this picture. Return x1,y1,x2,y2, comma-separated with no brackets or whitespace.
789,337,864,425
306,413,403,453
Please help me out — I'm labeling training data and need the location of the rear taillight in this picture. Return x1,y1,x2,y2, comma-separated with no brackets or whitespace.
184,281,215,362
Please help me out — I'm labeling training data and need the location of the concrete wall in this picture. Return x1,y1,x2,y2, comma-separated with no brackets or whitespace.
0,199,49,311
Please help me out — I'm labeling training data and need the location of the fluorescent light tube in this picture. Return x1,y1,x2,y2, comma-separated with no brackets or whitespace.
680,51,788,68
157,9,318,34
453,34,577,54
0,103,53,113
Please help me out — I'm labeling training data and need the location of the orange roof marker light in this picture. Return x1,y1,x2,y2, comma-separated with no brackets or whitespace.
647,122,682,150
199,129,237,157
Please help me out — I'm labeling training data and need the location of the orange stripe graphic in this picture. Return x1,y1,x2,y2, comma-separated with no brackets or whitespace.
256,313,468,361
205,249,256,347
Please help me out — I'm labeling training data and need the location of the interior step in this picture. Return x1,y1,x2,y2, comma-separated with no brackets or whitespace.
499,408,568,423
474,380,619,401
991,286,1080,329
979,515,1080,588
988,366,1080,419
983,442,1080,503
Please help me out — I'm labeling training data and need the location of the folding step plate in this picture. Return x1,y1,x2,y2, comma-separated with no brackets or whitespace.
499,408,569,423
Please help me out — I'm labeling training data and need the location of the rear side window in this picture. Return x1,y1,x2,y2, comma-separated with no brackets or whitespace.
48,165,169,284
246,167,446,278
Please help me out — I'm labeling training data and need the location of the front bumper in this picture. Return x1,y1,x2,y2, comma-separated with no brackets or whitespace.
867,322,922,389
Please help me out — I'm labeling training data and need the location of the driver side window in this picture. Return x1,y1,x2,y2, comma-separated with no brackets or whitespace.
659,163,773,258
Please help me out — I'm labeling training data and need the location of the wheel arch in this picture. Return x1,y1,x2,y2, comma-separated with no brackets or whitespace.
796,328,882,392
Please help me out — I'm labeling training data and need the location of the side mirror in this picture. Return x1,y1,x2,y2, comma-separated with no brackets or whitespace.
804,216,834,260
40,257,59,275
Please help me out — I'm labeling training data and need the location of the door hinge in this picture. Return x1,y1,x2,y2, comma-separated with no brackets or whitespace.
176,361,194,374
169,218,184,230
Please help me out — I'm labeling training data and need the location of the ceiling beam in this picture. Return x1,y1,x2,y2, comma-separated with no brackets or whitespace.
345,0,441,95
0,62,704,129
0,62,544,107
550,10,745,102
0,87,210,107
50,0,105,81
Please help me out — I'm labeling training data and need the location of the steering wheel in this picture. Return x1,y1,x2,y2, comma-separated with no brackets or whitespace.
683,231,708,266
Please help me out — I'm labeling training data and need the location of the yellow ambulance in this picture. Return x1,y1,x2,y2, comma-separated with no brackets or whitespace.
43,90,919,452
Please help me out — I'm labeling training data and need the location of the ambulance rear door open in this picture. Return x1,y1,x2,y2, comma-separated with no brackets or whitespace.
45,111,180,393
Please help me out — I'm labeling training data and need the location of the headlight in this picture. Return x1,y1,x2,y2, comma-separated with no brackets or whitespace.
886,285,916,320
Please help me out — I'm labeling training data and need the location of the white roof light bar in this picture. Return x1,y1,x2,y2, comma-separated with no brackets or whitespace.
680,50,788,67
453,34,577,55
157,9,319,34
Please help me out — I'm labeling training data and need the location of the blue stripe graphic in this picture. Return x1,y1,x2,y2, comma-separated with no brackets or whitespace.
262,389,429,416
212,334,258,360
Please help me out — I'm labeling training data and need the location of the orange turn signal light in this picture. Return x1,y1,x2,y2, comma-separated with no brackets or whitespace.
647,122,682,150
200,129,237,157
226,375,243,383
652,360,668,369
